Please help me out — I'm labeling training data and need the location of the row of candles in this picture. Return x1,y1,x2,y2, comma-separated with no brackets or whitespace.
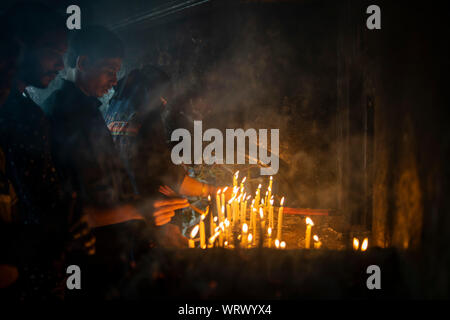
188,171,322,250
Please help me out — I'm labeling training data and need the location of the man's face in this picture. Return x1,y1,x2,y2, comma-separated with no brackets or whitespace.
19,31,67,89
81,57,122,97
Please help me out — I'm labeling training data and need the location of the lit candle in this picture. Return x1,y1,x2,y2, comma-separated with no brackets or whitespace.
219,222,224,247
313,235,322,249
224,218,230,243
259,207,265,247
251,207,257,237
305,217,314,249
247,233,253,248
267,227,272,248
200,214,206,249
241,223,248,248
216,189,222,222
361,238,368,251
240,177,246,194
208,196,214,237
221,187,227,212
274,239,280,249
268,176,273,200
189,225,199,248
353,238,359,251
233,171,239,188
255,184,261,207
276,197,285,241
280,241,286,249
240,193,246,223
226,203,232,223
269,199,274,229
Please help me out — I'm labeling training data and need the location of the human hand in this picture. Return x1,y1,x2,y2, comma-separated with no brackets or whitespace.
153,198,189,226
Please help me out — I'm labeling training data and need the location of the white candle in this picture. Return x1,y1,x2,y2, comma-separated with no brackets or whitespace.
233,171,239,188
269,199,274,229
200,215,206,249
276,197,285,241
241,223,248,248
267,227,272,248
189,225,199,248
313,235,322,249
305,217,314,249
216,189,222,222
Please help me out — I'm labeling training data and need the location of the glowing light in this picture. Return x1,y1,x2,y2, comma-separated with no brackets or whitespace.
280,241,286,249
280,197,285,206
361,238,368,251
275,239,280,248
306,217,314,226
190,225,199,239
353,238,359,251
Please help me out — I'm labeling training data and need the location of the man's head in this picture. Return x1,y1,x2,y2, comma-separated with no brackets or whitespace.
67,26,124,97
2,3,67,89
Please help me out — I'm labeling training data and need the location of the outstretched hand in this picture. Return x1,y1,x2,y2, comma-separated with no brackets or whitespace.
153,198,189,226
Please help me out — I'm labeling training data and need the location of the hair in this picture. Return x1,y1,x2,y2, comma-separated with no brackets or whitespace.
66,25,125,68
0,2,66,47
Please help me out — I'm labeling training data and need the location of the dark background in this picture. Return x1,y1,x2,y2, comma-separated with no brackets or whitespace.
1,0,450,296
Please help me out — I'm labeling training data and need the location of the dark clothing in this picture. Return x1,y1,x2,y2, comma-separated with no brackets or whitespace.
42,80,134,209
104,78,185,198
0,89,67,300
0,90,64,226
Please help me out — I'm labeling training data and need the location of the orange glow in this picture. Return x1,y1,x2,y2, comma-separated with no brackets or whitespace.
361,238,368,251
353,238,359,251
306,217,314,226
280,197,285,206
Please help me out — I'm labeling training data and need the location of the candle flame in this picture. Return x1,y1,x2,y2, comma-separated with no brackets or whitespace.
280,241,286,249
242,223,248,233
248,233,253,242
353,238,359,250
241,177,246,184
259,207,264,219
280,197,285,206
268,227,272,236
361,238,368,251
222,187,228,193
224,219,230,227
275,239,280,248
214,217,218,222
313,235,319,242
209,232,220,244
246,195,251,201
217,189,221,194
190,225,199,239
268,186,271,192
270,176,273,181
306,217,314,226
201,214,206,221
208,195,211,201
224,240,228,246
258,184,262,189
270,199,274,205
235,171,239,178
228,196,236,204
